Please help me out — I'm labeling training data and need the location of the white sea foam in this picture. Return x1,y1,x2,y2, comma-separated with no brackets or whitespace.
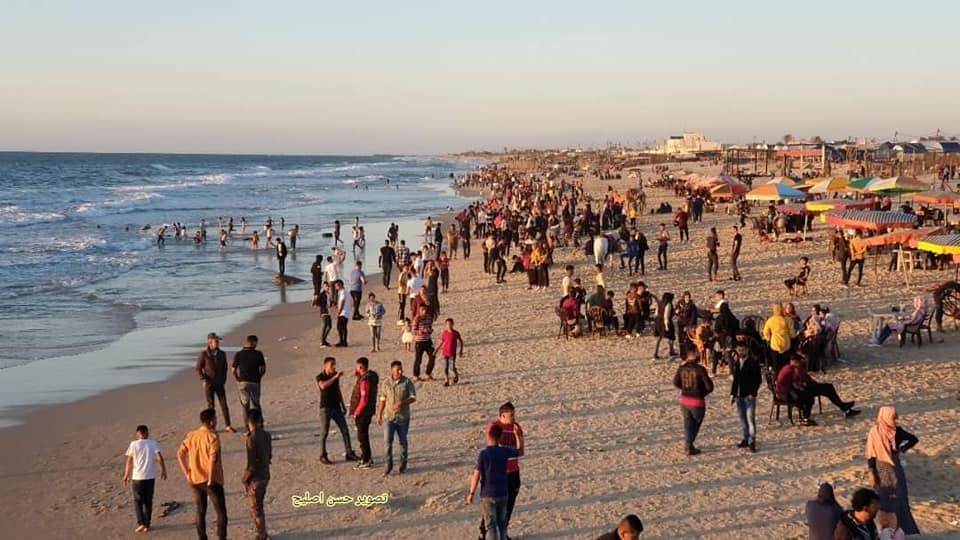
74,191,164,216
0,205,67,225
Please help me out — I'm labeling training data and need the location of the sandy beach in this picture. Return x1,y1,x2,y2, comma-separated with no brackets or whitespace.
2,164,959,539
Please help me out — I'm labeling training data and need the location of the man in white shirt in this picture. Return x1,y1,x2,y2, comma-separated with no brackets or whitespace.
407,273,424,300
123,425,167,533
561,265,575,297
335,280,351,347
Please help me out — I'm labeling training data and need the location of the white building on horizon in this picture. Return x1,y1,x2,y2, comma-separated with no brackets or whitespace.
651,132,722,155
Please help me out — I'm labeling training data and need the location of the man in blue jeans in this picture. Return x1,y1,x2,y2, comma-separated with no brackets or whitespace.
672,348,714,456
315,357,360,465
466,424,518,540
377,360,416,476
729,342,761,453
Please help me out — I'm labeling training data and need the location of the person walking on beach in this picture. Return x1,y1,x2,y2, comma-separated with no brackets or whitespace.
439,318,464,386
123,424,167,533
242,408,271,540
232,335,266,427
844,231,867,287
657,223,670,271
176,409,227,540
317,281,333,347
466,424,518,540
729,342,761,452
349,357,379,470
195,333,235,433
673,348,714,456
730,225,742,281
706,227,720,282
334,280,350,347
350,261,367,320
275,239,288,276
866,406,920,535
481,402,524,538
366,292,386,352
377,360,416,476
333,220,342,247
315,357,360,464
311,255,324,296
412,304,437,381
379,239,396,289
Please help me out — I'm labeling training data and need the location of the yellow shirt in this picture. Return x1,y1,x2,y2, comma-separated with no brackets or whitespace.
595,273,606,289
762,316,796,354
177,425,223,486
850,238,867,261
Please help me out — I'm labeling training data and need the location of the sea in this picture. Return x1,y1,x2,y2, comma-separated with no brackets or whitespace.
0,152,476,426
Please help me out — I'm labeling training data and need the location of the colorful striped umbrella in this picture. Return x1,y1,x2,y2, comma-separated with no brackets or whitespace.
710,182,749,199
867,175,928,194
916,234,960,256
823,210,917,231
847,177,879,191
745,183,806,201
767,176,799,187
808,177,851,194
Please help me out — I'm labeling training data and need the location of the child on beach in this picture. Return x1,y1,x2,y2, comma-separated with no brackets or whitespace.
439,318,464,386
122,425,167,533
401,318,414,352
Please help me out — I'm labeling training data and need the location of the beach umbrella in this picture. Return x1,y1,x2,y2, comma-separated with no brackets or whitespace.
916,234,960,256
808,177,851,194
745,183,806,201
823,210,917,232
859,227,944,249
710,182,749,199
776,203,812,216
847,177,879,191
910,190,960,206
867,175,928,194
767,176,799,187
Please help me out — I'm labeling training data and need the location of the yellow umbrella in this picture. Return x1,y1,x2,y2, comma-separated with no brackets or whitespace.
808,177,851,194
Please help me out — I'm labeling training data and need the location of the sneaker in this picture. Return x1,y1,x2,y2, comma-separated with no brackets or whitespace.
319,343,330,348
345,451,361,461
844,408,862,418
736,440,749,448
320,455,333,465
799,418,818,427
354,460,372,470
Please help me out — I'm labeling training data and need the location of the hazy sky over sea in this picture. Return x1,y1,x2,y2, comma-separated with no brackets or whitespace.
1,1,957,154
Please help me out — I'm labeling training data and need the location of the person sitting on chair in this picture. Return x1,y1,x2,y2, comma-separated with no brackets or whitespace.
784,256,811,296
868,296,927,347
775,355,860,426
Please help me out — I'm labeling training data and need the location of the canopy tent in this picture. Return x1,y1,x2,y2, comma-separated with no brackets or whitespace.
916,234,960,256
767,176,799,187
808,177,851,194
805,199,875,213
910,190,960,206
848,177,879,191
745,183,806,201
858,227,944,249
867,175,928,194
823,210,917,232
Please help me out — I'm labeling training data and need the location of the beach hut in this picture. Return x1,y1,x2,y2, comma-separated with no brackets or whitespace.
745,183,806,201
823,210,917,232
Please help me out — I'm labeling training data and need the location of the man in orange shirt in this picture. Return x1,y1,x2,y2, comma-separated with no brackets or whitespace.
843,231,867,287
177,409,227,540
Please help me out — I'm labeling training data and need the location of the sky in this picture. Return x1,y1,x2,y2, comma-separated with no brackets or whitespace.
1,1,958,154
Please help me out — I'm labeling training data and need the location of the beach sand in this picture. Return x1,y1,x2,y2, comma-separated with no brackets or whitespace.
2,167,959,539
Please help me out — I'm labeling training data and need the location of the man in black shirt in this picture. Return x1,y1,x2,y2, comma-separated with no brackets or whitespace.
310,255,324,296
594,514,643,540
232,335,266,428
242,409,271,540
835,488,880,540
315,357,359,464
706,227,720,282
730,225,742,281
729,342,760,452
379,240,396,289
195,332,235,433
275,239,288,276
672,348,714,455
348,357,379,469
317,281,333,348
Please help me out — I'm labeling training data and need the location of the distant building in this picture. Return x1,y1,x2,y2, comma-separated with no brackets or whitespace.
652,132,722,156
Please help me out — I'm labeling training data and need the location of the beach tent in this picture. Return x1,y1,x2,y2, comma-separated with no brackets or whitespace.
823,210,917,232
910,190,960,206
745,183,806,201
808,177,851,194
776,204,813,216
805,199,875,213
859,227,944,249
916,234,960,255
710,182,749,200
767,176,799,187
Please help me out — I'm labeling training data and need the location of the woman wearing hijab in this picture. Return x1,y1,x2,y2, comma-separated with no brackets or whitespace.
869,296,927,347
866,407,919,535
762,303,795,371
675,291,698,355
805,482,842,540
713,302,740,375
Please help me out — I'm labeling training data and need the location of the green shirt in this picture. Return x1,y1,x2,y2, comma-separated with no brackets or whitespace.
379,375,416,422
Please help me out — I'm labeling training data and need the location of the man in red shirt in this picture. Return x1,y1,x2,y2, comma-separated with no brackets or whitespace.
439,318,464,386
479,402,525,539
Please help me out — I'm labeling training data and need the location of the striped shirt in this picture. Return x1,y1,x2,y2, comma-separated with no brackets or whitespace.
487,420,523,474
414,316,433,342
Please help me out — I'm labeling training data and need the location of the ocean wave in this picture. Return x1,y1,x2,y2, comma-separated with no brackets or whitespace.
0,205,67,225
151,163,173,172
112,173,230,193
74,191,164,216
